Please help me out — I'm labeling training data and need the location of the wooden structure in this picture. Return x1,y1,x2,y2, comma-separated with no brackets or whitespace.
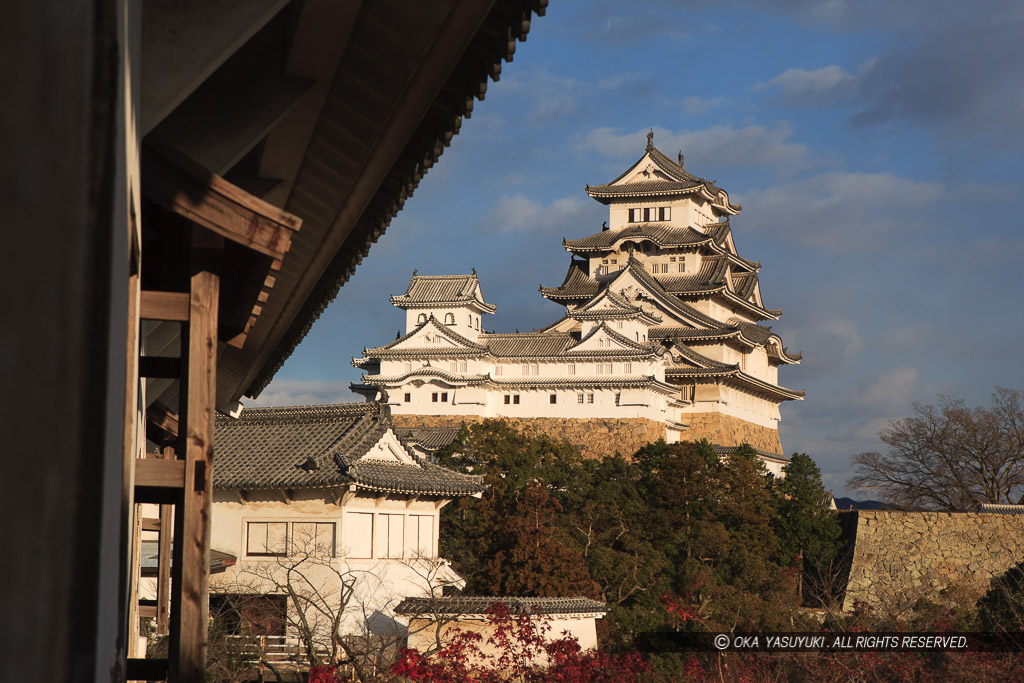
3,1,548,681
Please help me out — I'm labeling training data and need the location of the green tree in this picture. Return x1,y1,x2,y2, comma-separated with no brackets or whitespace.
771,453,843,603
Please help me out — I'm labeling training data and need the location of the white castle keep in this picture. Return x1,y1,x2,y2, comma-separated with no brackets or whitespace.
353,132,802,469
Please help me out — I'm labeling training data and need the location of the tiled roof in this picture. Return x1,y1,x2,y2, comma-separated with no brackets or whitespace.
492,376,667,389
483,333,577,357
711,444,788,461
622,257,723,328
978,504,1024,515
213,402,485,496
649,326,738,342
586,141,740,211
731,319,775,345
539,261,600,300
395,596,607,617
362,368,489,386
563,223,709,252
391,274,496,313
656,257,729,294
395,427,462,452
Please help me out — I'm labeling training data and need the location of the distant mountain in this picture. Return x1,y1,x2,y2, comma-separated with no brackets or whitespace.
834,497,894,510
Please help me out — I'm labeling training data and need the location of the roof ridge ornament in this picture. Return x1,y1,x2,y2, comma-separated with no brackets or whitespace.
646,128,654,151
678,150,684,169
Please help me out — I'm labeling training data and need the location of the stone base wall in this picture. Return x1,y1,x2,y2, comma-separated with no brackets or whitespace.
840,510,1024,612
392,414,664,459
682,412,783,453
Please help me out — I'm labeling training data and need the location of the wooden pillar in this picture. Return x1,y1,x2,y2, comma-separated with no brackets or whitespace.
169,229,222,682
156,445,174,636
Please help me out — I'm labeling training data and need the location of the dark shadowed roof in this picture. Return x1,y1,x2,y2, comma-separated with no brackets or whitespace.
395,596,607,617
395,427,463,452
712,444,789,462
214,402,484,496
539,260,601,301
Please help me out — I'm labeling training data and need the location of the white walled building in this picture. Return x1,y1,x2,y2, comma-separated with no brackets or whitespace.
207,402,485,640
353,133,802,463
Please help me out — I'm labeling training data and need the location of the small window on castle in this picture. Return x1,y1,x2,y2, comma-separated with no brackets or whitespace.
404,362,412,373
459,360,467,372
628,208,640,222
504,395,511,405
567,363,576,375
550,394,557,404
615,392,621,406
495,366,503,376
660,207,671,221
678,262,686,273
475,317,480,330
532,363,539,375
417,313,427,324
611,259,617,265
444,313,455,325
513,395,520,405
661,264,670,274
644,207,654,221
586,393,595,404
431,393,438,403
441,392,448,403
404,393,411,402
616,321,623,329
577,393,584,404
624,363,632,374
450,361,458,372
670,257,676,262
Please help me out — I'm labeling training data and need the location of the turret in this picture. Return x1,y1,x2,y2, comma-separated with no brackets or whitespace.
390,272,496,341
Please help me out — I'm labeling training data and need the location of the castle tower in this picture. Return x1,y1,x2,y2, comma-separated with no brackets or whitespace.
354,132,802,466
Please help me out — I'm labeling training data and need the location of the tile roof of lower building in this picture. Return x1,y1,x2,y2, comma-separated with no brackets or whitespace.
978,503,1024,515
213,402,484,496
711,444,788,461
394,427,463,451
394,596,608,617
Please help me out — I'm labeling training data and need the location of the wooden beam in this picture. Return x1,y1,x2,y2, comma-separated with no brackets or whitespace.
169,234,220,683
142,517,161,532
140,290,190,321
147,402,180,440
142,145,300,261
134,459,185,488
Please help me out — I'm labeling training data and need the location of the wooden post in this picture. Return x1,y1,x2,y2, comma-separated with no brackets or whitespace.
169,229,222,682
156,445,174,636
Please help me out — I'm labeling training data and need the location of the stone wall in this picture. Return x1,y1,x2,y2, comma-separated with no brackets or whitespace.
392,414,665,459
682,412,783,454
840,510,1024,613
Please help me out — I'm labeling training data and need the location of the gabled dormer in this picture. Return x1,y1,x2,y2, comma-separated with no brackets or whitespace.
585,130,742,232
391,272,496,340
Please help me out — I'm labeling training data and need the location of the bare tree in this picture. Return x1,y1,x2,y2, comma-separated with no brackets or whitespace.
849,388,1024,510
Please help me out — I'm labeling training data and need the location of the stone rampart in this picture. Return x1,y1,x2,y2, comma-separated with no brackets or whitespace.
840,510,1024,613
392,414,664,459
682,412,783,453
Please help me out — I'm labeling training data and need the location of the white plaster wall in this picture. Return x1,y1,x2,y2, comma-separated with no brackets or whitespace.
404,307,487,340
210,490,459,639
406,614,601,659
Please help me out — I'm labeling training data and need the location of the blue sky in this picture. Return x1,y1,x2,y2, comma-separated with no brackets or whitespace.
251,0,1024,498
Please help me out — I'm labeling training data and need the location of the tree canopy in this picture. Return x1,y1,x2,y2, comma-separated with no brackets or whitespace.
849,387,1024,510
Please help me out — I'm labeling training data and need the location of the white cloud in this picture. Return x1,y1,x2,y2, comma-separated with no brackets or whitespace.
758,65,854,100
245,379,362,408
674,95,728,115
482,194,601,233
785,316,863,378
740,171,942,251
577,123,810,171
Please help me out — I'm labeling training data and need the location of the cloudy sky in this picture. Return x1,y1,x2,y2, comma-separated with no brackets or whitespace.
251,0,1024,497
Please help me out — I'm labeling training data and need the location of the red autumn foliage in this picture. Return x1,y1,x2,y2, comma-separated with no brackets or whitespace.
390,602,649,682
